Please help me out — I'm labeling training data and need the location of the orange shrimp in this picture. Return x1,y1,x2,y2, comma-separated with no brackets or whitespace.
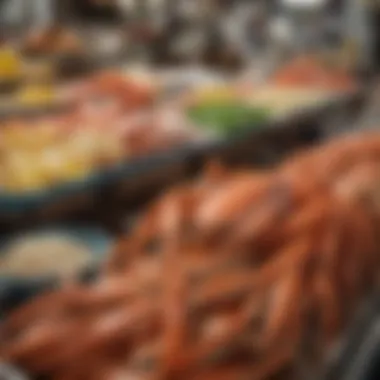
2,132,380,379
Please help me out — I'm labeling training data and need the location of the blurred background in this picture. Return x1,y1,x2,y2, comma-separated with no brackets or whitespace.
1,1,380,380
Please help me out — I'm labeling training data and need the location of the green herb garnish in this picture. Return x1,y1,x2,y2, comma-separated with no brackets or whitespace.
187,101,271,136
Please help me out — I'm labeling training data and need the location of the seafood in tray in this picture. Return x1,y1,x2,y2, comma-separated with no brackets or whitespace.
0,72,202,194
0,57,361,221
62,71,157,109
271,55,356,93
182,56,357,133
2,131,380,379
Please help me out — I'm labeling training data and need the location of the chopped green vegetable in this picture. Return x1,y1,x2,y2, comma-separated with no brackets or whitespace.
187,101,271,136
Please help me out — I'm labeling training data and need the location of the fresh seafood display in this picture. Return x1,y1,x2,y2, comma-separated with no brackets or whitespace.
2,131,380,379
182,57,356,126
0,58,357,194
65,71,157,110
272,55,356,92
0,69,156,112
0,72,201,193
0,117,125,192
0,108,199,192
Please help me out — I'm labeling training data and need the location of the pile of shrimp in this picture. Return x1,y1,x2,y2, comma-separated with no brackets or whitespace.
2,132,380,380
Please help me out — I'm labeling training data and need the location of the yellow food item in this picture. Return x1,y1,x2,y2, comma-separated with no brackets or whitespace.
37,148,90,184
2,152,49,192
191,85,239,104
0,124,127,192
1,124,61,151
17,84,55,106
0,47,22,81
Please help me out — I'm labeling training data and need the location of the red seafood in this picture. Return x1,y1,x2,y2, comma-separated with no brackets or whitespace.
69,71,156,111
272,55,356,92
2,132,380,379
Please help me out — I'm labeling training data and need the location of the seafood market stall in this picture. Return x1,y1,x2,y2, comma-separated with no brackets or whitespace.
0,2,379,380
